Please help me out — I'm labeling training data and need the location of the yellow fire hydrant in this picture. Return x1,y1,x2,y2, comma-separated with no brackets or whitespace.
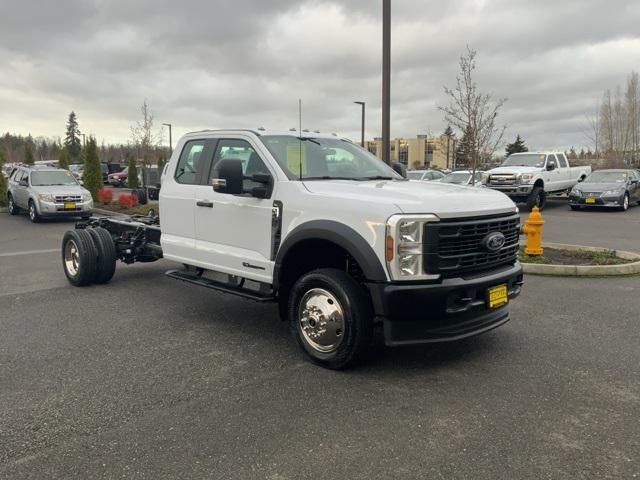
521,206,544,256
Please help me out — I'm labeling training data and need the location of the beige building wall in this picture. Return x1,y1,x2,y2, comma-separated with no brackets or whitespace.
365,134,456,170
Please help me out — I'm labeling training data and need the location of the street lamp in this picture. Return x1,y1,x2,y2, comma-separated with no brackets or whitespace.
354,101,365,147
162,123,172,154
382,0,391,164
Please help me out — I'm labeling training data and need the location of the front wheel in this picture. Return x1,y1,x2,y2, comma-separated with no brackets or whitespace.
620,193,630,211
288,268,373,370
526,187,546,211
570,205,581,211
28,200,41,223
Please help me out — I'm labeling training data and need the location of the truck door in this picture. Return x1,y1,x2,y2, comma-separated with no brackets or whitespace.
193,137,275,284
544,154,561,191
159,138,214,265
555,153,571,190
13,169,29,207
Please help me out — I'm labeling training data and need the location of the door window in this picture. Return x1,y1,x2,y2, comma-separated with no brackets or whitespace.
546,154,558,169
209,139,271,192
556,154,568,168
175,140,208,185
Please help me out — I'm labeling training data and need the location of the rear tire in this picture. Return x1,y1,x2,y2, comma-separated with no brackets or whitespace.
62,229,98,286
7,194,19,215
87,227,117,284
526,187,546,211
288,268,373,370
28,200,41,223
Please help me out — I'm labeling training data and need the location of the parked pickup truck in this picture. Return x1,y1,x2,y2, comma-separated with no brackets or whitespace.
485,152,591,210
60,129,524,369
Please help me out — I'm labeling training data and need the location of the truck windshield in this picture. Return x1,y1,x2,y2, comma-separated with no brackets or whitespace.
260,135,402,181
31,170,79,186
502,154,546,168
583,171,628,183
440,172,471,184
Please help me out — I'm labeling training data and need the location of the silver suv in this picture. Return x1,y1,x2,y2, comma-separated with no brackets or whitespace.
7,165,93,222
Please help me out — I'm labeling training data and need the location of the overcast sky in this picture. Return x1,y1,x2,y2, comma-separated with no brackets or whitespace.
1,0,639,151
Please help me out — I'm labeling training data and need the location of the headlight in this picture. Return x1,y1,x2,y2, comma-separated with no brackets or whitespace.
571,188,581,196
386,214,440,281
37,193,54,202
82,191,92,201
604,189,624,196
481,173,489,184
519,173,535,184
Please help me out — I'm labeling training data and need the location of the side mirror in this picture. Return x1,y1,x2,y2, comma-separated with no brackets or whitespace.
212,159,243,194
546,162,556,171
392,162,408,178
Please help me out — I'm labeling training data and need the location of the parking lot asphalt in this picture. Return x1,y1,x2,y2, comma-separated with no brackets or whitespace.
1,204,639,479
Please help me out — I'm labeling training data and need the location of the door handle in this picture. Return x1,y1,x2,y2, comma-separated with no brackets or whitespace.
196,200,214,208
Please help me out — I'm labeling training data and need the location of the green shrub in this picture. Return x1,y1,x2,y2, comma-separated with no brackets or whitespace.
127,154,139,189
83,136,102,202
0,171,7,207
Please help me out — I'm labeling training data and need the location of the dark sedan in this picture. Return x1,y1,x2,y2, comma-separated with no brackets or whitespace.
569,169,640,211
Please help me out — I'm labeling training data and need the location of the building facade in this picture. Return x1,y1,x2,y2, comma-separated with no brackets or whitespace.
365,134,456,170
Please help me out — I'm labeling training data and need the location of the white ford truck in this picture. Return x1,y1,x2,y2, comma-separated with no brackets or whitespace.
60,129,524,369
485,152,591,210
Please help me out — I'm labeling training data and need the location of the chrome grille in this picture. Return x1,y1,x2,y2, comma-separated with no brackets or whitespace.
488,174,518,186
424,214,520,277
55,195,82,203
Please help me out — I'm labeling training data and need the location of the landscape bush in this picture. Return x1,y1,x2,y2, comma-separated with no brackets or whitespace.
118,193,138,209
98,188,113,205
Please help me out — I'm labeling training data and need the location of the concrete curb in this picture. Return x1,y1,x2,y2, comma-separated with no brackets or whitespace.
522,242,640,277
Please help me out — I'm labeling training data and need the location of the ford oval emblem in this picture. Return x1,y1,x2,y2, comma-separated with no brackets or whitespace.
483,232,506,252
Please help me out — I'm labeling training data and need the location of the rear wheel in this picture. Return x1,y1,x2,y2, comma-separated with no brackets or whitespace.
62,229,98,286
288,268,373,370
87,227,117,284
526,187,546,211
7,194,19,215
28,200,41,223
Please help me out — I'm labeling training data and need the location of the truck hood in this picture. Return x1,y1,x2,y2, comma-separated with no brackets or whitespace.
488,166,541,175
302,180,517,219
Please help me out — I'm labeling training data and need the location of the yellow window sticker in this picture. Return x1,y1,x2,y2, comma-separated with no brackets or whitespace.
286,144,307,175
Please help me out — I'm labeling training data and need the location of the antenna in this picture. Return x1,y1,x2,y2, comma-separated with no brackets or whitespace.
298,99,303,181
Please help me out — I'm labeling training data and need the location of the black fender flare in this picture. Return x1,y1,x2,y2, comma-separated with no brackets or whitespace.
273,220,387,288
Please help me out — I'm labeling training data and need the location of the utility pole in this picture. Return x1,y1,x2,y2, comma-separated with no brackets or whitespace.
382,0,391,164
354,101,365,147
162,123,173,154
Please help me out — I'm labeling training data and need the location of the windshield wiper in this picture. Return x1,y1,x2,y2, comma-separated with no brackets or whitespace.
298,137,321,146
302,176,362,181
358,175,396,181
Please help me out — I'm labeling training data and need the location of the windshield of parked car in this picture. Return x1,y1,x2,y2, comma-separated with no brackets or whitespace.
260,135,402,181
583,171,628,183
502,154,546,168
407,171,424,180
440,172,472,184
69,164,83,172
31,170,79,186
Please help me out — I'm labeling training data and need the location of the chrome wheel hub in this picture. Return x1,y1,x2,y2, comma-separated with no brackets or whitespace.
299,288,345,353
29,204,35,219
64,240,80,277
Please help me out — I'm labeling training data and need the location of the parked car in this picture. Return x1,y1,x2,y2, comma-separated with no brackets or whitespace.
438,170,485,186
108,167,128,186
407,169,446,181
485,152,592,211
69,163,109,183
60,129,523,369
568,169,640,211
7,165,93,222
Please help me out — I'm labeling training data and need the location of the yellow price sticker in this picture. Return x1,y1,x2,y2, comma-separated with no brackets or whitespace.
286,144,307,175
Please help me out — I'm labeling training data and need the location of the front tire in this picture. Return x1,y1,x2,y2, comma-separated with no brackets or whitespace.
288,268,373,370
28,200,41,223
62,229,98,286
7,194,19,215
570,205,581,211
620,193,630,211
526,187,546,211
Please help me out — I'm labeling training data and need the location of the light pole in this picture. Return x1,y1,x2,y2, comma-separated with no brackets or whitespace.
162,123,172,154
382,0,391,164
354,101,365,147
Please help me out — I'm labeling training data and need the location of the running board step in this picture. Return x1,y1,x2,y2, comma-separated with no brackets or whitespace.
165,269,275,302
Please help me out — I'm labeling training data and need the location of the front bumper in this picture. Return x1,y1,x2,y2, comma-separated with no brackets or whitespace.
569,194,624,208
487,184,533,198
366,263,524,346
37,200,93,217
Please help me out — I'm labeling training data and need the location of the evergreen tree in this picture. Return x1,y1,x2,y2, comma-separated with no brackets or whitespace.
58,145,70,169
83,136,102,201
505,134,528,156
455,125,474,168
65,111,82,163
568,147,578,160
127,153,139,189
23,140,35,164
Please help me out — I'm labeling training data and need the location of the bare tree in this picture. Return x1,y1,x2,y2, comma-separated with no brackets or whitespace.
130,99,161,187
438,47,506,183
582,102,601,156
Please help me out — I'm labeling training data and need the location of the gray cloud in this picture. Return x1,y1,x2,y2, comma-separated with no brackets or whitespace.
1,0,639,151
